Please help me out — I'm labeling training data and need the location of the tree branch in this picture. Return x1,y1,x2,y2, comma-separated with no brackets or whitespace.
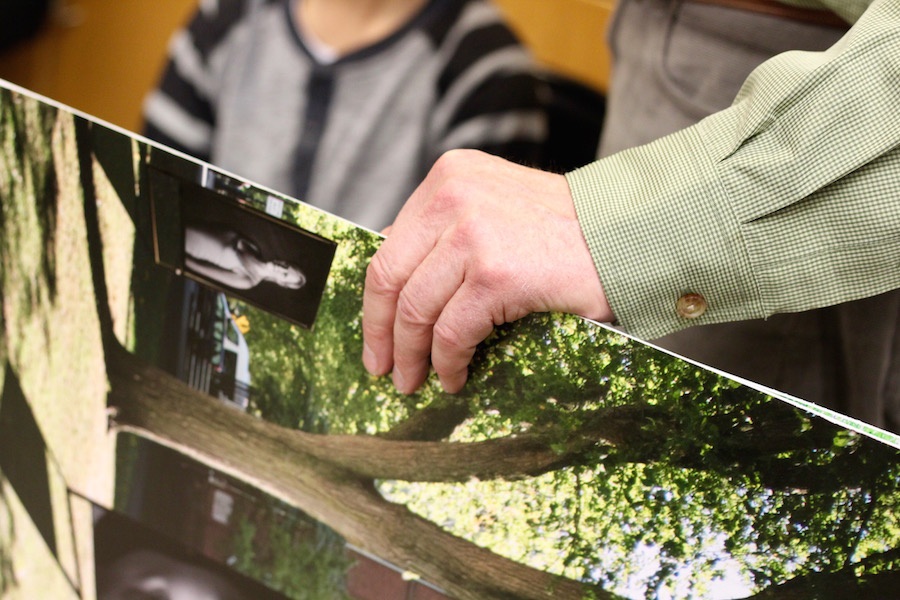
379,398,471,441
745,550,900,599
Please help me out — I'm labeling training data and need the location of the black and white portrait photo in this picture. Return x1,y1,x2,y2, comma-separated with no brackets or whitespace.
183,224,308,292
149,169,336,329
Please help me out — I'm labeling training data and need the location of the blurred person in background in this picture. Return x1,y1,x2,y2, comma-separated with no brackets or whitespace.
143,0,552,232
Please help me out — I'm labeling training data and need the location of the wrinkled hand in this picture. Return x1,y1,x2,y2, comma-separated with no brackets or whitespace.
362,150,613,394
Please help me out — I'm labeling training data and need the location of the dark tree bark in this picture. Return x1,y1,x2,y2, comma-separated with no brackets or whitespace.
380,398,471,442
745,548,900,599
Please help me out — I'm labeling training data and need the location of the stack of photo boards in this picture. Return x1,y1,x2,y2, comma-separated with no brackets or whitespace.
2,78,900,600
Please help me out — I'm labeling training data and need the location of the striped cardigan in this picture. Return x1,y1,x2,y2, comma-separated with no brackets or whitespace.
143,0,548,231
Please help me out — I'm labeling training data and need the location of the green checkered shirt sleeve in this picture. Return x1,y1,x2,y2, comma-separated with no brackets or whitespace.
566,0,900,341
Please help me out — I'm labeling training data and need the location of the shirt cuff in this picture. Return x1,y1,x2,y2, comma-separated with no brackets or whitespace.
565,117,765,340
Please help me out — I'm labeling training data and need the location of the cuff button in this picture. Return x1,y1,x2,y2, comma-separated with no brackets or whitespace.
676,293,708,319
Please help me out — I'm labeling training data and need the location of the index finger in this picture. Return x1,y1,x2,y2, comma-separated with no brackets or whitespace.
361,240,405,377
361,178,446,377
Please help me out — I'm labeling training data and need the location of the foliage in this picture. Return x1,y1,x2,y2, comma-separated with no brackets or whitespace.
0,88,60,319
229,502,353,600
377,313,900,598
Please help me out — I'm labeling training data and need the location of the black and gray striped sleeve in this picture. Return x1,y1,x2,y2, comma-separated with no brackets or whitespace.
142,0,249,160
429,2,548,168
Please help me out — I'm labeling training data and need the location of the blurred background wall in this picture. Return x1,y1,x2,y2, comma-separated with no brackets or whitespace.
0,0,613,134
0,0,196,131
494,0,613,95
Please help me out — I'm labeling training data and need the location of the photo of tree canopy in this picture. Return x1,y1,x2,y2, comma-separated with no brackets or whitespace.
3,81,900,600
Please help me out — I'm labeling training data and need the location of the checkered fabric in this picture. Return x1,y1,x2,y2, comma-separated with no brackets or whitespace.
567,0,900,340
782,0,872,23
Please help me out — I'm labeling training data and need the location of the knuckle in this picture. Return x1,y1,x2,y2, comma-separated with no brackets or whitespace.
365,251,398,294
427,153,483,215
427,180,468,217
449,214,482,241
433,148,473,175
468,249,512,287
395,288,434,327
444,214,490,259
432,318,467,353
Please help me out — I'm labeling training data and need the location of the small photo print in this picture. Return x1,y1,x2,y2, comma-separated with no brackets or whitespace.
150,169,336,329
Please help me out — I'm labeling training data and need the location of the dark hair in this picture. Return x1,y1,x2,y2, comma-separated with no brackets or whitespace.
0,0,51,51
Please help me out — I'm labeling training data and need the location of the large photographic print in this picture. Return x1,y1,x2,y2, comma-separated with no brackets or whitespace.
5,79,900,600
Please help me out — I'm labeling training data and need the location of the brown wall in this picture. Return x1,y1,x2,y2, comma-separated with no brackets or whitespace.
493,0,614,93
0,0,613,133
0,0,196,131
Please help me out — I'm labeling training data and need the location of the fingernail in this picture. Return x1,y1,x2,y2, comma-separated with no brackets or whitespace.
439,371,466,394
362,342,378,374
392,368,407,393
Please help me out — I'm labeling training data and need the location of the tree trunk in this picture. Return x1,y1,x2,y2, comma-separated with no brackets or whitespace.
106,344,614,600
745,557,900,599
